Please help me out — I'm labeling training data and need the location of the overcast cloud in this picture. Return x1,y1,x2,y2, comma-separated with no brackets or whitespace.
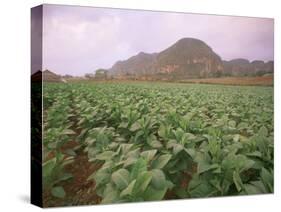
40,4,274,76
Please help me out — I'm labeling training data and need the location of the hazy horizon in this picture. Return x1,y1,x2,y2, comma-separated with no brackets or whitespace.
32,4,274,76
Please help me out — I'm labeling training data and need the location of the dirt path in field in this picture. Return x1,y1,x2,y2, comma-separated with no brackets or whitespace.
43,93,102,207
63,149,102,205
43,141,102,207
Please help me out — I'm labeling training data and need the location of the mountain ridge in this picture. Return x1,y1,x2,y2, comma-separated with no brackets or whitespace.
108,37,273,79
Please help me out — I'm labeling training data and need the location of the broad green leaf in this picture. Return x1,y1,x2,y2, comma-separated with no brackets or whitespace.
255,136,267,155
151,169,166,190
148,139,163,148
158,124,172,139
101,190,119,204
111,168,130,190
130,122,141,132
96,151,115,160
119,122,128,129
185,148,196,159
126,148,140,158
237,122,248,129
134,130,144,141
258,126,268,137
188,181,215,197
229,120,236,128
166,139,177,149
133,171,152,194
174,187,187,198
120,143,134,154
246,151,262,158
43,158,56,178
158,125,166,138
198,161,219,174
51,186,65,198
123,157,138,167
233,171,244,192
250,180,267,193
108,142,119,149
233,134,240,142
103,182,116,196
261,168,273,192
130,158,147,181
173,143,184,155
240,159,255,172
143,186,167,201
151,154,172,169
244,184,263,194
120,180,136,197
140,149,157,161
90,168,111,186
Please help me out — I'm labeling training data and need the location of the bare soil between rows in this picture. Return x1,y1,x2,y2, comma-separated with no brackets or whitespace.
43,141,102,207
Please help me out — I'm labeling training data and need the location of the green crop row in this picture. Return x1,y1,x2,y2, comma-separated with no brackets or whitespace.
43,82,273,204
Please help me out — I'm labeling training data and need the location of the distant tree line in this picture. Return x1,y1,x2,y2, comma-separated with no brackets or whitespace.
84,69,109,80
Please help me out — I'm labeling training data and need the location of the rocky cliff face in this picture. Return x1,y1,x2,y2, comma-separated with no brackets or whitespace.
109,37,273,79
223,59,274,76
110,38,223,78
110,52,157,76
155,38,223,78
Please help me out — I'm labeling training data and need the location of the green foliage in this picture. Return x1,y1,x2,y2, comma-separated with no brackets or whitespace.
43,82,273,204
43,152,73,197
51,186,66,198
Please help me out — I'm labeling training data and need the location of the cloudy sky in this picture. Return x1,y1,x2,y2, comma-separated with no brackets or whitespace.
38,4,274,76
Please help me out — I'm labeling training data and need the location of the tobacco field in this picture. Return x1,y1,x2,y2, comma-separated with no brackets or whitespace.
42,82,274,206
